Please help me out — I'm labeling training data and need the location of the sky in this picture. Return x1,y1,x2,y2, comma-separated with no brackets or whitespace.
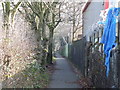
0,3,2,10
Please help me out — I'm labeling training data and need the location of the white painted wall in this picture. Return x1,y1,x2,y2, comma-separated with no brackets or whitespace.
83,1,104,41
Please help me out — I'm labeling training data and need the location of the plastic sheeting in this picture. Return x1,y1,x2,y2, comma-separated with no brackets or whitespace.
101,7,120,76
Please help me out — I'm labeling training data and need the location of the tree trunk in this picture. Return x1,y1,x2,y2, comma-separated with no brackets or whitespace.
41,20,47,65
47,29,54,64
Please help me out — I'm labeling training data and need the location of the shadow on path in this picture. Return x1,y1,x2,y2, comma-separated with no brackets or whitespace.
49,53,81,88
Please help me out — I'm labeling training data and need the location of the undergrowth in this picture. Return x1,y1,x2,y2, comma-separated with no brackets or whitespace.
21,61,50,88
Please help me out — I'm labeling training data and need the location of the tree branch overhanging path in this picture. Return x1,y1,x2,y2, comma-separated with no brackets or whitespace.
1,1,84,88
22,1,62,65
1,1,62,83
2,1,83,67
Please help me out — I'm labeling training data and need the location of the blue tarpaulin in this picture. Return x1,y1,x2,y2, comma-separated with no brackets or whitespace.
101,7,120,77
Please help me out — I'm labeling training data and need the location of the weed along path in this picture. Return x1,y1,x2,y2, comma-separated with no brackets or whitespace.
48,53,81,88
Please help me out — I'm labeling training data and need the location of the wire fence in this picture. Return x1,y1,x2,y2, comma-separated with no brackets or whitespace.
59,23,120,87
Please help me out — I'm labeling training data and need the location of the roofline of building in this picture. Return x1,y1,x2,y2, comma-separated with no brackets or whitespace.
82,0,92,13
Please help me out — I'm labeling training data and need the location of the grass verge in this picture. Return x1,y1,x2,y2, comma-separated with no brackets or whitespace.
21,61,50,88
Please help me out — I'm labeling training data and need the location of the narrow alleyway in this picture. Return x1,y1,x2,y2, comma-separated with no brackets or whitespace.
49,53,81,88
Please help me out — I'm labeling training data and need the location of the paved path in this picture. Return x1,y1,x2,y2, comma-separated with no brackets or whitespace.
49,53,81,88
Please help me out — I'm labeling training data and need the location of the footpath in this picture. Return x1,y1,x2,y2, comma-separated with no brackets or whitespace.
49,53,81,88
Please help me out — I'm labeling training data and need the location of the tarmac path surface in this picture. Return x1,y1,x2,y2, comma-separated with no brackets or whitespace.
49,53,81,88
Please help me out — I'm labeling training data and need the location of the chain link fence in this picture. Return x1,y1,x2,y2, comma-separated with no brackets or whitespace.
59,23,120,87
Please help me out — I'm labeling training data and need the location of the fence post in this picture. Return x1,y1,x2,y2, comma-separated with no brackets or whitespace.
117,8,120,87
84,37,87,77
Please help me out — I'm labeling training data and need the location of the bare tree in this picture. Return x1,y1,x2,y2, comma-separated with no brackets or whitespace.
60,2,84,42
